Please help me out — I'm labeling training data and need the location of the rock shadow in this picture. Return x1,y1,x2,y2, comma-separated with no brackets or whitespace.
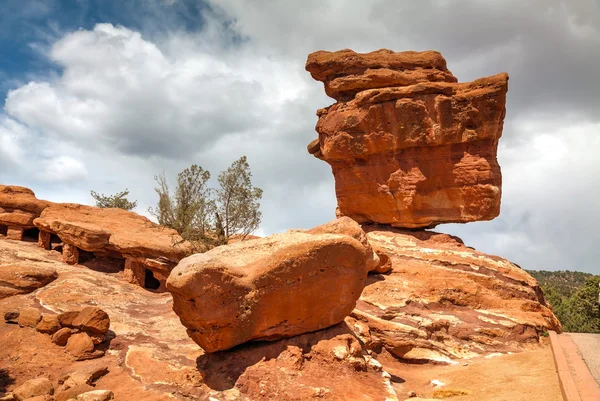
195,322,355,391
0,368,15,393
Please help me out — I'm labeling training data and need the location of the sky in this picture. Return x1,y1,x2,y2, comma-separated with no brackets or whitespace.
1,0,599,274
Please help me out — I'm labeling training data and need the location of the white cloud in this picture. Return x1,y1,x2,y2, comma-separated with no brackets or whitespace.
37,155,88,183
0,117,28,174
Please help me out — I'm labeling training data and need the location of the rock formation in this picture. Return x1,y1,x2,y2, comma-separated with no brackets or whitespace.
167,217,378,352
1,186,190,292
0,264,57,299
33,203,188,291
0,185,50,240
306,49,508,228
350,227,561,363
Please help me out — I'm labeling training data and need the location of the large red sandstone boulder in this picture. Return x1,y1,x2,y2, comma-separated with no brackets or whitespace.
306,49,508,228
166,218,375,352
350,227,561,362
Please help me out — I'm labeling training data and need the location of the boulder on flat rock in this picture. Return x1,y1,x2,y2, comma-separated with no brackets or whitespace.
0,264,57,299
65,332,104,361
12,377,53,400
71,307,110,334
306,49,508,228
167,218,374,352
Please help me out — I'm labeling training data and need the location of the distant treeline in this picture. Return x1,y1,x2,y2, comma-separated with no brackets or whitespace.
527,270,600,333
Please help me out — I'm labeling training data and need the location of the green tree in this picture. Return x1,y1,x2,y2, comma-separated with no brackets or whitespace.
215,156,263,243
149,166,214,250
150,156,262,252
90,189,137,211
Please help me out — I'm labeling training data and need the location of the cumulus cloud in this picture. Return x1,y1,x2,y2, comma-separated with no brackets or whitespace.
37,155,88,183
0,1,599,273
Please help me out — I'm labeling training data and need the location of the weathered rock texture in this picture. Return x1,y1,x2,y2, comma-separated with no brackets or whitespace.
0,185,51,240
351,227,561,362
0,238,398,400
306,49,509,228
34,203,188,291
0,264,58,299
167,218,376,352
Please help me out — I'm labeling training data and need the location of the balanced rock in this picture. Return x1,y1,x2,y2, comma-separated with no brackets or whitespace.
167,218,375,352
306,49,508,228
0,264,57,299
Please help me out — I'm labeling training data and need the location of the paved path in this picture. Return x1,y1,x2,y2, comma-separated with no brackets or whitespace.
570,333,600,386
551,332,600,401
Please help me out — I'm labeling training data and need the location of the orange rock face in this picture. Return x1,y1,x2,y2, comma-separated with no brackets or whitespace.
306,49,508,228
166,218,374,352
0,186,51,238
351,227,561,362
34,203,188,290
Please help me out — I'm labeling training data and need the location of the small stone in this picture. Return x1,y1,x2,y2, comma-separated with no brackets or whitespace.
57,366,107,388
54,384,94,401
408,390,417,397
58,311,80,328
36,314,62,334
88,333,106,345
0,392,15,400
4,311,19,324
76,390,114,401
66,332,101,361
17,307,42,328
12,378,53,400
72,307,110,334
52,327,73,346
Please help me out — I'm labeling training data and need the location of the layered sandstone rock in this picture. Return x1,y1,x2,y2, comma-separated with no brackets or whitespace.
306,49,508,228
0,264,58,299
167,218,376,352
34,203,189,291
0,185,51,240
351,227,561,362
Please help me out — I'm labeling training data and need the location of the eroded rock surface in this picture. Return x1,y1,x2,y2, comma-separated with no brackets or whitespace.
0,264,57,299
167,218,375,352
351,227,561,362
34,203,189,290
0,185,51,241
0,239,397,401
306,49,508,228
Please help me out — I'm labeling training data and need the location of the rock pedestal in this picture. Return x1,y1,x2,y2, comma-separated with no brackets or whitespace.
6,226,24,240
38,230,52,250
63,243,80,265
